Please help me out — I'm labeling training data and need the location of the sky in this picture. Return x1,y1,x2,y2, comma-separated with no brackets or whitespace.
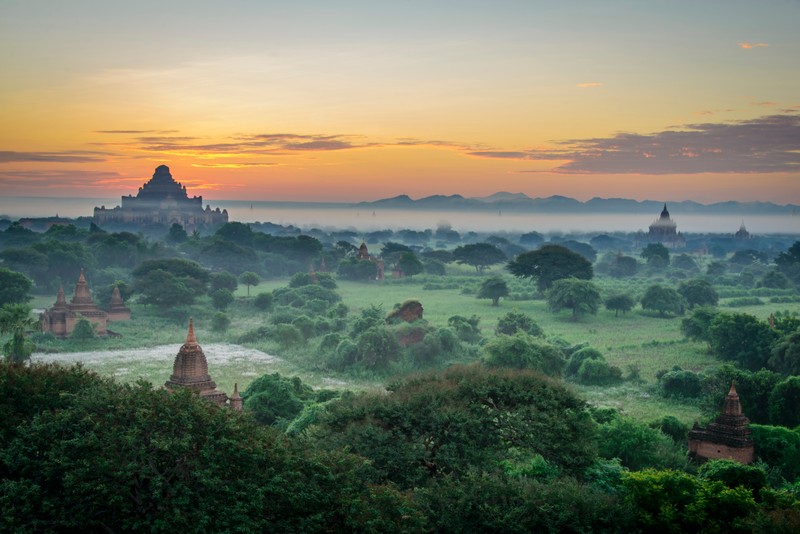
1,0,799,204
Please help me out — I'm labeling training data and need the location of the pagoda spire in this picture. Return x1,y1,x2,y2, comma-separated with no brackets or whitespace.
722,381,743,416
186,317,197,345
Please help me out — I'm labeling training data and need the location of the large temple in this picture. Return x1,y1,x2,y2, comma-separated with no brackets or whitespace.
93,165,228,230
648,203,685,248
40,270,130,338
165,319,242,411
688,382,754,464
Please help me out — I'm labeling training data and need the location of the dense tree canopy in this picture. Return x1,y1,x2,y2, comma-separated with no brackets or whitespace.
546,278,601,318
0,268,32,307
477,276,509,306
507,244,593,292
677,278,719,309
604,293,635,317
640,285,685,317
452,243,507,273
708,312,780,370
312,365,597,488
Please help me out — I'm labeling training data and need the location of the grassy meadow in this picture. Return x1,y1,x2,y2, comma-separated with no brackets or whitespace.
27,264,800,426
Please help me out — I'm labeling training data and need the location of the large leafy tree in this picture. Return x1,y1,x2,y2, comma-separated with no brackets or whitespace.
477,276,509,306
769,330,800,376
0,268,32,307
708,312,779,370
640,243,670,265
678,278,719,309
546,278,601,318
680,307,720,351
604,293,635,317
507,244,593,292
397,251,423,278
775,241,800,285
133,258,210,295
311,365,597,489
640,284,685,317
453,243,507,273
134,269,196,309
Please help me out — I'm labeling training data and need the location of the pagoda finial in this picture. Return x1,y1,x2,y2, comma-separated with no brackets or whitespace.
722,381,743,416
78,268,86,283
232,382,241,399
186,317,197,344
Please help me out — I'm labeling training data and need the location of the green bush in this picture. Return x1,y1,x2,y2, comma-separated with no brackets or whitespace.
565,347,604,377
483,333,565,377
70,318,96,341
659,368,704,398
576,358,622,386
253,292,273,311
211,312,230,332
495,310,543,337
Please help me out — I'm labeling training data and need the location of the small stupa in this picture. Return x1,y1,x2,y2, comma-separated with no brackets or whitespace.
164,319,240,410
688,382,754,464
107,286,131,322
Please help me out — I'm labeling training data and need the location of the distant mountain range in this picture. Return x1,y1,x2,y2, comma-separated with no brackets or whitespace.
354,192,800,215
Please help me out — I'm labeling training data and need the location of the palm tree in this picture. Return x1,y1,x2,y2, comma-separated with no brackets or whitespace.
0,303,37,363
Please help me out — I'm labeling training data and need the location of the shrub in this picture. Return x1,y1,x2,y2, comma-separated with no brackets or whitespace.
253,292,273,311
659,368,704,398
495,310,543,337
210,288,234,311
565,347,604,377
211,312,230,332
576,358,623,386
483,333,565,377
70,318,96,341
273,324,304,348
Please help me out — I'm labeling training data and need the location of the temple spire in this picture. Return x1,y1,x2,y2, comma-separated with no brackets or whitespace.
722,381,742,416
186,317,197,345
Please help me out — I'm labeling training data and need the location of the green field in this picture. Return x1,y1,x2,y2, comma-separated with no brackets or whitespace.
27,271,800,426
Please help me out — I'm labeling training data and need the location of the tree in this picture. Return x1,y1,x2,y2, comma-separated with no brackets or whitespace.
507,244,593,292
604,293,635,317
135,269,196,309
133,258,210,295
397,251,423,278
678,278,719,309
0,268,32,307
452,243,507,273
708,313,779,370
495,310,542,337
70,317,96,341
640,243,670,266
254,292,273,311
769,330,800,376
769,376,800,428
311,365,597,489
0,304,36,363
640,284,685,317
239,271,261,297
211,312,230,332
242,373,315,427
609,255,638,278
671,254,699,272
477,276,509,306
211,288,234,311
355,326,401,370
210,270,239,293
680,307,720,351
775,241,800,285
546,278,601,318
166,222,188,244
760,269,792,289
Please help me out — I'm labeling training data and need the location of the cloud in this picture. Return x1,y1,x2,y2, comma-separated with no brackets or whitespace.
0,151,109,163
0,169,131,188
94,130,180,134
576,82,603,88
190,162,279,168
469,113,800,175
738,42,768,49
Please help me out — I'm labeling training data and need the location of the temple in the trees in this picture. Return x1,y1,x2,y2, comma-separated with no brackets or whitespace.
40,270,130,338
688,382,754,464
93,165,228,230
165,319,242,411
647,203,685,248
